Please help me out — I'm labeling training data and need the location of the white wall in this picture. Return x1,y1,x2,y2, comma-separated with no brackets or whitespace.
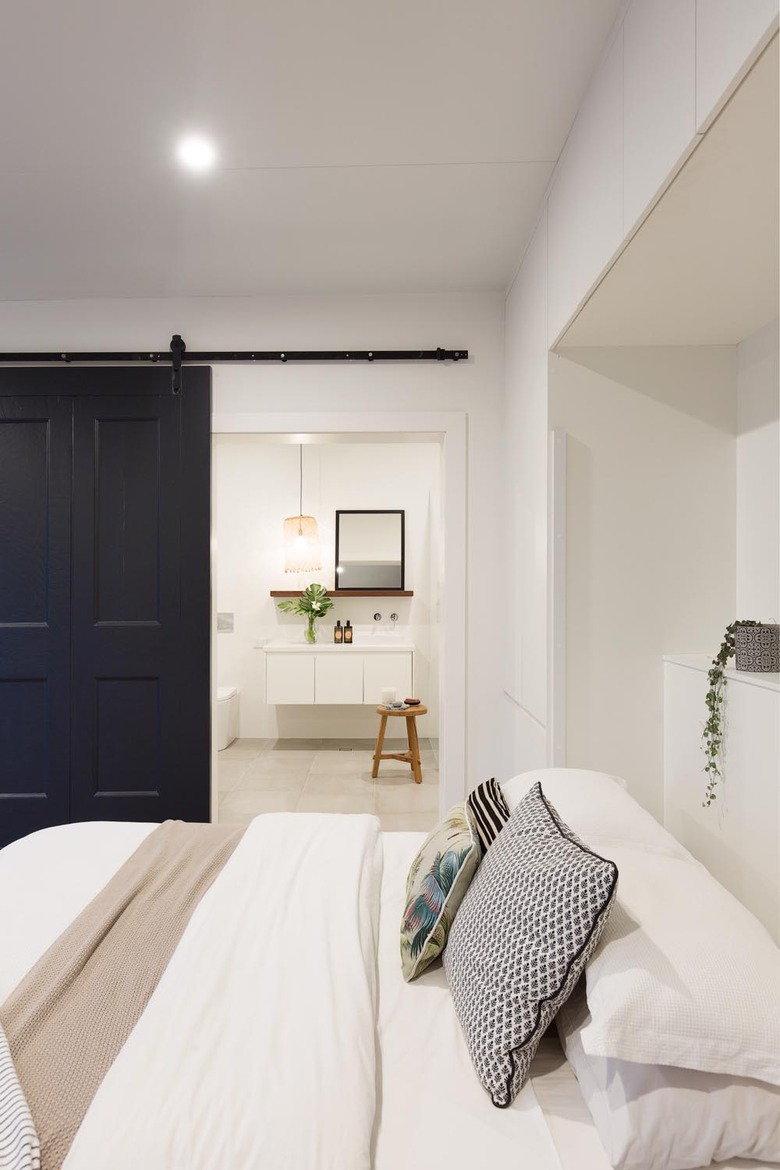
503,211,549,775
736,318,780,619
215,438,441,739
0,290,504,793
549,347,737,818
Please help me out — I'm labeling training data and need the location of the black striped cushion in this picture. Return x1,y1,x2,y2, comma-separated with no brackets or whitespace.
0,1026,40,1170
466,778,510,852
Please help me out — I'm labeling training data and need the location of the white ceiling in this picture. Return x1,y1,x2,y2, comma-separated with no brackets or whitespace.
0,0,622,299
560,38,780,348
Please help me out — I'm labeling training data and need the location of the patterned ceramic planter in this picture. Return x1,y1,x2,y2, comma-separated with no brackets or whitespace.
734,623,780,672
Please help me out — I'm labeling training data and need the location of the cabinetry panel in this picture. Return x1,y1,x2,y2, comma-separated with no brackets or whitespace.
696,0,778,130
547,28,623,344
315,655,364,704
266,654,315,704
623,0,696,234
664,659,780,941
363,653,413,705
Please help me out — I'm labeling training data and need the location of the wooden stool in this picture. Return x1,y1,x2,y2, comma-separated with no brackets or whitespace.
372,704,428,785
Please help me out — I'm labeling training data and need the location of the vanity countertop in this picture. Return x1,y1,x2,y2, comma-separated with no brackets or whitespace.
263,639,415,653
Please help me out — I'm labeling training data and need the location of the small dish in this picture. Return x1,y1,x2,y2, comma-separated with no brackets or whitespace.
404,698,421,706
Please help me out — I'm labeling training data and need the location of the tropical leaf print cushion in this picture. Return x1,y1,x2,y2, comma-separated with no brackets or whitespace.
400,804,481,981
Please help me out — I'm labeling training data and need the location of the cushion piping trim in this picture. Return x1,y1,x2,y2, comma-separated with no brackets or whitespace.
492,783,619,1109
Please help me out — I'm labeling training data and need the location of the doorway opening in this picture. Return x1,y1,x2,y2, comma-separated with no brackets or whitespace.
210,424,463,829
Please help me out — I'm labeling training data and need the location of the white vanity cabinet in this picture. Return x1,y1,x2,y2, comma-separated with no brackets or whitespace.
315,654,364,704
363,653,412,704
264,644,413,706
265,654,315,705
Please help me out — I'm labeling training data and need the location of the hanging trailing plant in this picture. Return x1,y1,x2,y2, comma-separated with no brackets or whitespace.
702,619,761,808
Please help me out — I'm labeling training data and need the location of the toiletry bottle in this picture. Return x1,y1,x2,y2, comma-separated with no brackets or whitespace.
334,620,343,644
344,620,353,644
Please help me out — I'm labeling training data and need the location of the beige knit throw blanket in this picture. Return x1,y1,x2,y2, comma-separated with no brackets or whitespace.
0,820,245,1170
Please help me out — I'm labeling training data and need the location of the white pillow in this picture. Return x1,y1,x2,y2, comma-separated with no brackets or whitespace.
579,842,780,1086
558,983,780,1170
501,769,691,860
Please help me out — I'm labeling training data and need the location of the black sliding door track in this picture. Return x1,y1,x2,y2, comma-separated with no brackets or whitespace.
0,334,468,391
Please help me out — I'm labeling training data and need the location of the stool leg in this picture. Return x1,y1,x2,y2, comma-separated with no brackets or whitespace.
372,715,388,779
407,715,423,785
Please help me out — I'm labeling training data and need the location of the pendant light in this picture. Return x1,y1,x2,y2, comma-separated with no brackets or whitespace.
283,444,322,573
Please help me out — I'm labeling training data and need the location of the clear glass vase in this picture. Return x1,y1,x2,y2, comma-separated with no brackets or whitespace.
305,616,317,644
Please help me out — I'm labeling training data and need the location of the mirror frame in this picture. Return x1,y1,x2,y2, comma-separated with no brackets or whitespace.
334,509,406,592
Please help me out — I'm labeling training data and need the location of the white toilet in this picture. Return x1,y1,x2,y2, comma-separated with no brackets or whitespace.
216,686,239,751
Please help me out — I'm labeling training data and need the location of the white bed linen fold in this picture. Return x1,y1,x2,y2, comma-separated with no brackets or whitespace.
53,814,382,1170
0,822,157,1004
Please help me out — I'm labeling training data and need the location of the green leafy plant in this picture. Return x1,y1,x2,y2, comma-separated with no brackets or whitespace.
277,582,334,643
702,619,760,808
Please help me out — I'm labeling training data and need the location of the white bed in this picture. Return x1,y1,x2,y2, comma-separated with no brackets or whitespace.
0,816,777,1170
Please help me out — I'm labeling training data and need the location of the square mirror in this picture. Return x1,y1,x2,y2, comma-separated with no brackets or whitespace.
335,510,405,590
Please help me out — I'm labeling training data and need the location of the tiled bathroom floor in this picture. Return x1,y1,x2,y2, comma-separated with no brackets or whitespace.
218,738,439,832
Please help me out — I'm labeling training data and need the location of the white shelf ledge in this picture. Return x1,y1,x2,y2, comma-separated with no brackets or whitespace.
663,653,780,693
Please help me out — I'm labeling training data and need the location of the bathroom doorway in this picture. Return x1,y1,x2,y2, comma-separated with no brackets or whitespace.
211,425,460,830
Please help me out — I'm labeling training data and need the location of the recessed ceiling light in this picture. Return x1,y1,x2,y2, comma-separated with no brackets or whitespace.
176,135,216,172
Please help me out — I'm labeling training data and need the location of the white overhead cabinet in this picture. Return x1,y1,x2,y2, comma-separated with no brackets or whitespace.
695,0,779,131
622,0,697,234
547,28,623,345
265,646,413,706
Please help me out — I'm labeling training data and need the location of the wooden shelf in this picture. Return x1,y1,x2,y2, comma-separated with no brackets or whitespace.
270,590,414,598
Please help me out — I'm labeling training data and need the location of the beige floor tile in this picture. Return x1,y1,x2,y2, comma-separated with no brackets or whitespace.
269,738,323,751
241,752,315,778
308,751,375,775
219,790,299,823
376,783,440,814
374,765,438,788
377,812,437,833
216,807,258,826
236,767,308,794
302,770,377,797
318,738,375,751
218,738,272,760
295,793,376,814
217,759,251,793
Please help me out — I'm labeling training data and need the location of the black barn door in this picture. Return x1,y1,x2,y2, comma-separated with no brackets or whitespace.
0,368,211,848
0,396,72,841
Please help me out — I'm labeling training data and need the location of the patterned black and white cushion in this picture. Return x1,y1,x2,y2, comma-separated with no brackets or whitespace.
443,782,618,1108
465,778,510,852
0,1025,40,1170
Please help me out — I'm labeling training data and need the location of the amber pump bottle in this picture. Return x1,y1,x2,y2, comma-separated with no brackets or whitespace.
334,620,343,644
344,620,353,644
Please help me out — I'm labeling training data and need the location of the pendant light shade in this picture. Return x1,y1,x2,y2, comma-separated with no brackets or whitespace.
283,445,322,573
283,514,322,573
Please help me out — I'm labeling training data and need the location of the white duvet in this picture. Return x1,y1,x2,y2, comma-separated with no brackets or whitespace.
0,817,567,1170
1,815,383,1170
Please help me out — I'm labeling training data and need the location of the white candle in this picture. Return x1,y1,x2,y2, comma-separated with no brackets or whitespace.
381,686,396,705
